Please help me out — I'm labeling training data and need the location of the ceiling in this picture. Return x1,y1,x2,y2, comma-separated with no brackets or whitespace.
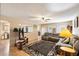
1,3,79,24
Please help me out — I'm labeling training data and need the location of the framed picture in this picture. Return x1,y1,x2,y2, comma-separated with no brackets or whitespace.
74,16,79,28
78,17,79,27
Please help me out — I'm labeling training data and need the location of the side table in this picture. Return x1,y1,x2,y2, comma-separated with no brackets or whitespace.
60,47,76,56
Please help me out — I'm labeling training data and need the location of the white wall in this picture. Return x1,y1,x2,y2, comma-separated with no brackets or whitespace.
73,17,79,36
24,32,38,44
40,21,72,35
0,20,10,56
56,21,72,33
73,28,79,36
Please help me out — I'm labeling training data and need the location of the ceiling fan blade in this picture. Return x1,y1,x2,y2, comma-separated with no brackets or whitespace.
27,16,40,18
45,19,51,20
27,15,52,21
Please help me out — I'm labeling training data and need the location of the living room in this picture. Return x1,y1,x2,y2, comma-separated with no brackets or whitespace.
0,3,79,56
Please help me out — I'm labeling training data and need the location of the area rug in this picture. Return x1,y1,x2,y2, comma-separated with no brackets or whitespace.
23,40,56,56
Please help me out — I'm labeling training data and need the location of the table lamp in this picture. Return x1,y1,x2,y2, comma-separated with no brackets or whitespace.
59,28,72,38
59,28,76,49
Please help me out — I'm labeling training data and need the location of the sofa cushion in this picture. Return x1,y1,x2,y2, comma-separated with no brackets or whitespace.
74,40,79,51
56,38,72,47
63,38,70,44
48,37,59,42
42,33,60,42
69,37,77,45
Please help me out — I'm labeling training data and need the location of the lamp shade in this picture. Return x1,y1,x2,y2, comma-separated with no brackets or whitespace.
59,28,72,38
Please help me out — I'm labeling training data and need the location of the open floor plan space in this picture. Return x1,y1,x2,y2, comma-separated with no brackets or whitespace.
0,3,79,56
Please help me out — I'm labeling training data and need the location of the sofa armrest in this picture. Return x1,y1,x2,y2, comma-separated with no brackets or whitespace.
56,42,72,48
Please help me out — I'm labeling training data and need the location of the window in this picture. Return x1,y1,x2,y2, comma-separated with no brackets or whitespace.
24,26,33,33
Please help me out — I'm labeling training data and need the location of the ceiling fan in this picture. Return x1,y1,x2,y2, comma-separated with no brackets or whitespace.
27,16,52,22
41,17,51,22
